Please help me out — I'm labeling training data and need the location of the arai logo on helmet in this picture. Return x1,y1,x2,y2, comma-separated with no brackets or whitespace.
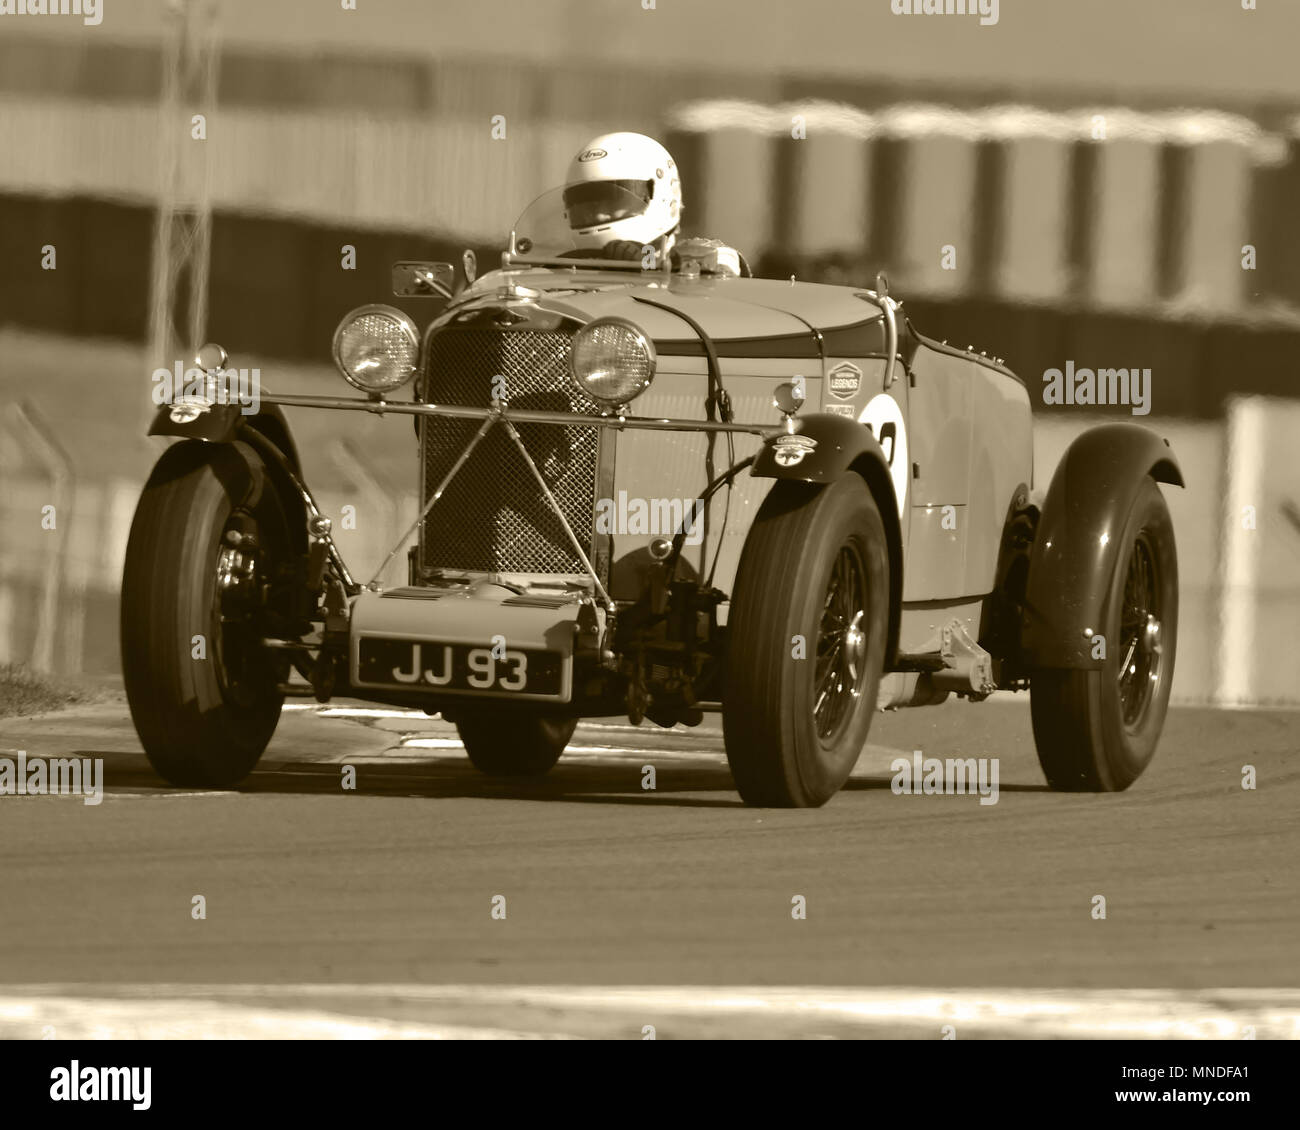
578,148,608,162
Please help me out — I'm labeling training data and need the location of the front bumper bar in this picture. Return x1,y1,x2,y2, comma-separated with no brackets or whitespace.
257,392,778,437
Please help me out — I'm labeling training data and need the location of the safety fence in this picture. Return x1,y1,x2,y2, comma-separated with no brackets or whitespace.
0,413,418,679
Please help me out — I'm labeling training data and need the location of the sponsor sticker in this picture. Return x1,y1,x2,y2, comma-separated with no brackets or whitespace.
824,404,856,418
773,433,817,467
578,148,607,162
168,396,213,424
827,361,862,401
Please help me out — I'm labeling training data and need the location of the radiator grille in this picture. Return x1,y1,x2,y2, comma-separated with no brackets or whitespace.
419,326,600,576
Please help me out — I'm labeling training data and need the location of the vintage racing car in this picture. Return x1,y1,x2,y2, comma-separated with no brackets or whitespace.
121,186,1182,806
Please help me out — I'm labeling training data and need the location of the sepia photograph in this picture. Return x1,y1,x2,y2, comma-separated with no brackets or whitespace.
0,0,1295,1101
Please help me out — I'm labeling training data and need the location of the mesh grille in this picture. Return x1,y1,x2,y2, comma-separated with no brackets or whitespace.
419,327,600,575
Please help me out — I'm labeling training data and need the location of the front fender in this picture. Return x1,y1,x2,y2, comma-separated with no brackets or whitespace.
147,405,308,556
149,402,302,474
750,413,904,662
751,413,889,485
1021,422,1182,667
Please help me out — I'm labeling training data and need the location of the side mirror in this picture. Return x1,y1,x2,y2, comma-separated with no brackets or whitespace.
391,261,455,299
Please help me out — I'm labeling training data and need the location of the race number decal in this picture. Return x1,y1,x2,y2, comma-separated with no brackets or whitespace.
858,393,908,512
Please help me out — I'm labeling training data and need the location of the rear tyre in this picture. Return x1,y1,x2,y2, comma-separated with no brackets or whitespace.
456,712,577,776
121,444,290,787
723,475,889,807
1029,476,1178,791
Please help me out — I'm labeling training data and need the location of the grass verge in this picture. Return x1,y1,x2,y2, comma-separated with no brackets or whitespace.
0,664,102,718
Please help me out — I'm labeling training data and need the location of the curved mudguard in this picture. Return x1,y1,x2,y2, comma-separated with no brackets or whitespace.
1021,422,1182,668
751,412,891,485
147,405,308,553
750,412,904,660
149,402,302,474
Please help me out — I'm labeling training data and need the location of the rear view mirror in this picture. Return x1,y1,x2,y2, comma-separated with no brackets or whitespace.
391,261,455,299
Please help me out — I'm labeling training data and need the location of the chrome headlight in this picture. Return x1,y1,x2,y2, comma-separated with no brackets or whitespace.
332,304,420,394
569,317,656,407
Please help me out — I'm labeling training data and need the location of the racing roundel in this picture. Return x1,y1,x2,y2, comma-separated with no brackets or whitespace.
858,393,908,512
827,361,862,401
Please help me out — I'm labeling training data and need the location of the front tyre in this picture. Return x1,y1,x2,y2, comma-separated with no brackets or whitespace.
723,475,889,807
1030,476,1178,791
121,443,290,787
456,712,577,776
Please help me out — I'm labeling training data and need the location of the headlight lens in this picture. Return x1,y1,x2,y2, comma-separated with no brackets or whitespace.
332,305,420,394
569,318,656,406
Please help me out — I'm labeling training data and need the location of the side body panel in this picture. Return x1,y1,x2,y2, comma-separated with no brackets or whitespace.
902,341,1032,606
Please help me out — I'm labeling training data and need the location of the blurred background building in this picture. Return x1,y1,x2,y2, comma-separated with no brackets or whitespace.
1,0,1298,703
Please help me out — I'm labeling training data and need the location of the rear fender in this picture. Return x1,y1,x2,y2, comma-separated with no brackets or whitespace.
1021,423,1182,668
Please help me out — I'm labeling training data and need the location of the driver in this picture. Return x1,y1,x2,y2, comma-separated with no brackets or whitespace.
562,132,747,276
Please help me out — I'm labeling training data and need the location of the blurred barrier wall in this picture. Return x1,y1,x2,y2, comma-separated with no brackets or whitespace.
1,92,1291,314
2,37,1299,702
1216,397,1300,706
1,35,1300,319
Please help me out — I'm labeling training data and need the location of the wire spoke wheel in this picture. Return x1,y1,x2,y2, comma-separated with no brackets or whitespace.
121,443,289,787
1029,476,1178,792
1116,533,1163,728
723,476,889,807
813,546,869,742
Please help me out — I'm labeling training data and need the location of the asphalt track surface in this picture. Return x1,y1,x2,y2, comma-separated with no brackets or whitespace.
0,697,1296,1036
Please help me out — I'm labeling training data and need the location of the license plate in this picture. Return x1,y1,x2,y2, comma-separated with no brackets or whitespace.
356,637,565,697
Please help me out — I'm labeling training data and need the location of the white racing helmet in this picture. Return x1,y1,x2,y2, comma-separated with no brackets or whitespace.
563,132,683,254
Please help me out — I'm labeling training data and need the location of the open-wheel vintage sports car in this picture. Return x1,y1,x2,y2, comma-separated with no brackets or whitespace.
121,184,1182,807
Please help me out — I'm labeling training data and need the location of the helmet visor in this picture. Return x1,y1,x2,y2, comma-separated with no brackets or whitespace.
563,179,653,230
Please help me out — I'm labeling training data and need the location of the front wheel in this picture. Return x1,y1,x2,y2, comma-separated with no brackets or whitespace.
1029,476,1178,791
723,475,890,807
456,711,577,776
121,444,290,787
